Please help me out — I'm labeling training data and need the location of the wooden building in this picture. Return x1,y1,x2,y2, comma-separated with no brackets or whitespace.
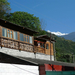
0,18,37,52
34,35,55,61
0,18,55,61
0,19,75,75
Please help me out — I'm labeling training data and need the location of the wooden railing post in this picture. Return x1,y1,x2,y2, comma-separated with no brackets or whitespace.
0,37,1,46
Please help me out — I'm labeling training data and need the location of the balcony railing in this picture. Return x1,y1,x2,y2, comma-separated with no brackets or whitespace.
0,37,45,54
34,46,45,54
0,37,33,52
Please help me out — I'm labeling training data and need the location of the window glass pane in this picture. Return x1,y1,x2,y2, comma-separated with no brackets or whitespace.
24,35,26,42
29,36,32,44
7,30,10,38
11,31,12,33
11,34,13,38
14,31,17,40
8,30,9,32
46,44,49,49
8,33,10,37
20,33,24,41
27,35,28,42
2,28,7,37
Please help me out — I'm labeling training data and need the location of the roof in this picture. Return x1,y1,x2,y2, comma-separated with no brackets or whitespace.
16,56,75,67
0,18,38,35
0,52,75,67
35,35,56,42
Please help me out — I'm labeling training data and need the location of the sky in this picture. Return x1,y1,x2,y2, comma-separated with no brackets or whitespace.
8,0,75,36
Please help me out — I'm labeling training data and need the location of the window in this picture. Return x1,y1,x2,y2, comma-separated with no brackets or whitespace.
20,33,33,44
11,31,13,38
29,36,32,44
2,27,33,44
7,29,13,38
7,30,10,37
14,31,18,40
2,28,7,37
2,27,18,39
43,43,45,48
24,35,26,42
46,44,49,49
27,35,29,42
24,35,29,42
20,33,24,41
40,43,45,48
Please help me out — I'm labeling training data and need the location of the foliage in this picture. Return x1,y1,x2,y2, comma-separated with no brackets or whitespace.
0,0,11,19
5,11,41,32
55,36,75,54
54,35,75,63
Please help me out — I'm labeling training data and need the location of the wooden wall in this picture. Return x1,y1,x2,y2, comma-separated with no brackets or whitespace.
45,41,54,55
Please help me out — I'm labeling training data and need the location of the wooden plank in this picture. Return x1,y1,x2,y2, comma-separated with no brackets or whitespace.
45,41,54,55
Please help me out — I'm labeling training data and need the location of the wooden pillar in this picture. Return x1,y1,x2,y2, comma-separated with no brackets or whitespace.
17,32,20,41
0,26,2,37
0,26,2,47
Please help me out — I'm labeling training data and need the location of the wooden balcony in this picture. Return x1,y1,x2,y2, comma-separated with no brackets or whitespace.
0,37,34,52
0,37,46,54
34,46,45,54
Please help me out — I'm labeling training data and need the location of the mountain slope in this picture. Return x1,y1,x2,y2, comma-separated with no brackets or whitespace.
60,32,75,42
54,35,75,62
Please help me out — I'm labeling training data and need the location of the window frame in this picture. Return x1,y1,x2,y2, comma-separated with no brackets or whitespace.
14,31,18,40
29,36,33,44
40,42,45,48
20,32,33,44
2,27,18,40
2,27,7,37
2,27,33,45
7,29,13,38
46,44,49,49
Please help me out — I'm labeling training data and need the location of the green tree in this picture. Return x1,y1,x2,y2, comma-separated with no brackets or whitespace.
5,11,41,32
0,0,11,19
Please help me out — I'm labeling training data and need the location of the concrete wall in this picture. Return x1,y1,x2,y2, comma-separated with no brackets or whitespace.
0,63,39,75
0,47,54,61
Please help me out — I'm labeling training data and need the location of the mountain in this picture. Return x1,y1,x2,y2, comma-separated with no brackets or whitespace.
60,32,75,42
54,34,75,62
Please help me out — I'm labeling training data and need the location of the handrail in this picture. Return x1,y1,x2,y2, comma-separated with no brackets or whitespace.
34,46,45,54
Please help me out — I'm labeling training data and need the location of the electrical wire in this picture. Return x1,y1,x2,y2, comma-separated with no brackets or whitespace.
10,0,71,28
11,64,39,75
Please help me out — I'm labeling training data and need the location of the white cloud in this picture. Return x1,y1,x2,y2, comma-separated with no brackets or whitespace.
47,30,68,36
